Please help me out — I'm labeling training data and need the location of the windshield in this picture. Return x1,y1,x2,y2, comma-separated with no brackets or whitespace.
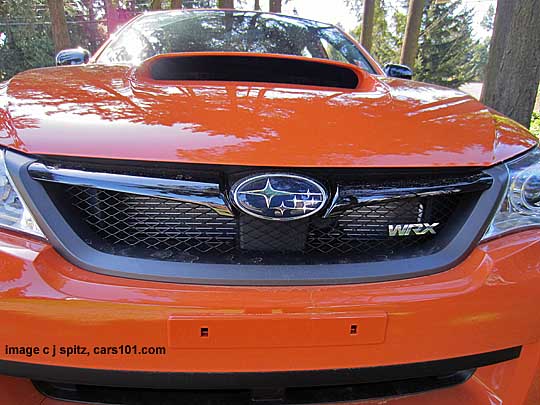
97,10,376,73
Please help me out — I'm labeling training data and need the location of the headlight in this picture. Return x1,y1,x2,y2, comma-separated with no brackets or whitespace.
484,147,540,240
0,150,44,238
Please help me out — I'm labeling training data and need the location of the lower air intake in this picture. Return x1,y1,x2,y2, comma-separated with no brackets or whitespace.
34,370,473,405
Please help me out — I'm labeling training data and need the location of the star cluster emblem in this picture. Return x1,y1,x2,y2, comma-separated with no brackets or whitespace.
232,174,327,221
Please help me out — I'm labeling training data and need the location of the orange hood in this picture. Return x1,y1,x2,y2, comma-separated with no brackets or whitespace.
0,58,536,168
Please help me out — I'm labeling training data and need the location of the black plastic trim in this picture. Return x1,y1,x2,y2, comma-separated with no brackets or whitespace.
6,150,508,286
0,347,521,390
149,55,360,89
34,370,474,404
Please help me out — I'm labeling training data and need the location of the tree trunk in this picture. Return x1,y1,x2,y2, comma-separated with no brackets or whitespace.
254,0,261,10
481,0,540,128
269,0,281,13
360,0,375,52
104,0,116,35
400,0,425,68
481,0,515,102
84,0,98,51
171,0,183,8
150,0,162,10
47,0,70,53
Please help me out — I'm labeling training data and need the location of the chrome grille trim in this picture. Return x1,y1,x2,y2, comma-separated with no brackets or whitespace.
327,173,493,216
29,162,492,220
27,162,233,216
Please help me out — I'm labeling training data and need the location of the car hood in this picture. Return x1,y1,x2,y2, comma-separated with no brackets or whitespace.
0,64,536,167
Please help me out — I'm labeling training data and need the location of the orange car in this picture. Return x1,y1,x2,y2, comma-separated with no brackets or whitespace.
1,9,539,405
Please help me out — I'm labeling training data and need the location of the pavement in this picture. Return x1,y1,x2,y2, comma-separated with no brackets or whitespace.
459,82,540,112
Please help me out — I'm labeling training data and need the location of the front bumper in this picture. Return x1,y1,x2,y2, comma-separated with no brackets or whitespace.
1,229,540,404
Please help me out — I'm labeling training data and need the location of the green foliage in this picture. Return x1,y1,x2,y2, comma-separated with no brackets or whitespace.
472,4,494,82
0,0,111,81
414,0,482,88
531,112,540,137
351,0,405,65
481,4,495,32
473,37,490,82
65,1,107,52
0,0,55,81
349,0,486,88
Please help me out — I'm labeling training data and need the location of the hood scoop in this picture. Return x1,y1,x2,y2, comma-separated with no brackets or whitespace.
137,53,367,90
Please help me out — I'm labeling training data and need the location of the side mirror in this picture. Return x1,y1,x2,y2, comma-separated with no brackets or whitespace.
56,48,91,66
384,63,413,80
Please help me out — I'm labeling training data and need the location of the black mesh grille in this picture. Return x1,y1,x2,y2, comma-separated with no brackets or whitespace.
67,187,237,262
305,195,459,258
50,182,469,265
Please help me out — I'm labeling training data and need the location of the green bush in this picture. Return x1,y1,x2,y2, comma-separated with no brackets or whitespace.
0,1,55,81
531,112,540,137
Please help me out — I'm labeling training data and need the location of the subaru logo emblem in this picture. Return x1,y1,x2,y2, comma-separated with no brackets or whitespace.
231,174,328,221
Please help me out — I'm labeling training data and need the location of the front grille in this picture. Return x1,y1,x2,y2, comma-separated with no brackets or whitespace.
6,149,502,282
67,187,237,262
44,174,472,265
